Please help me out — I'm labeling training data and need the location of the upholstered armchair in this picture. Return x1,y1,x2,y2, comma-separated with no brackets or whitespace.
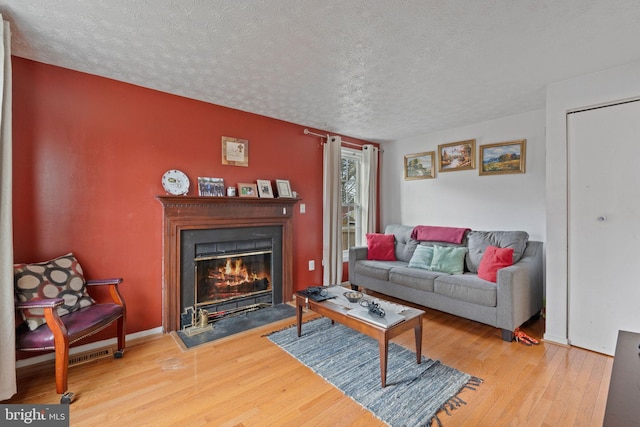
14,253,126,404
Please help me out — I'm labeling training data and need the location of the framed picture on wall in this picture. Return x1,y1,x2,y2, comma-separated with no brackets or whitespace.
222,136,249,167
238,182,258,197
479,140,526,175
257,179,274,198
404,151,435,180
437,139,476,172
275,179,292,198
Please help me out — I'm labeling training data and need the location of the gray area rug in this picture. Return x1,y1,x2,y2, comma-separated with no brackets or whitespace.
177,304,296,349
267,317,481,427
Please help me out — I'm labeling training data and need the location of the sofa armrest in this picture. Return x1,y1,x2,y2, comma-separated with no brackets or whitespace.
349,246,368,262
348,246,368,285
496,241,544,332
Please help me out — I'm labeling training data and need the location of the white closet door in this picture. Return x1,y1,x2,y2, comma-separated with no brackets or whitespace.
568,100,640,356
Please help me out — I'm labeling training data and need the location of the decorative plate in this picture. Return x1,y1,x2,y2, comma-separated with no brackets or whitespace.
162,169,190,195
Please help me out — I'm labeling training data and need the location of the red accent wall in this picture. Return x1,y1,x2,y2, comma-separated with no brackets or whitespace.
12,57,376,341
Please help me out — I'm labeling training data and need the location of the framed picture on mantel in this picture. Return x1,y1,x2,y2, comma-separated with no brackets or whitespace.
257,179,274,198
238,182,258,197
197,177,224,196
275,179,292,198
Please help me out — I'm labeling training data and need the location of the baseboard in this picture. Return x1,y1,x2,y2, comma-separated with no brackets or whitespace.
16,326,164,369
542,332,570,347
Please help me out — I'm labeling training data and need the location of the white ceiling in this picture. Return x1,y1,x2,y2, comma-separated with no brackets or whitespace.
1,1,640,143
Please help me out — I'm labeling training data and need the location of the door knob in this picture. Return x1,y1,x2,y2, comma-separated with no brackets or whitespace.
597,216,607,222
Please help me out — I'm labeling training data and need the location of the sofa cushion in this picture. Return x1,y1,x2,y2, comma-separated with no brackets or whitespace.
429,245,468,275
408,245,434,270
466,230,529,273
366,233,396,261
389,266,442,292
384,224,417,262
434,274,497,307
478,246,514,283
355,260,406,281
14,253,95,331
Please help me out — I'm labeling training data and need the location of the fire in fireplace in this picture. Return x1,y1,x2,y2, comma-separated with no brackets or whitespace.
195,250,272,307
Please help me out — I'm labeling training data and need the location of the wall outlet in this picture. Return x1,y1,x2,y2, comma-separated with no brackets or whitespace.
300,203,306,214
308,260,315,271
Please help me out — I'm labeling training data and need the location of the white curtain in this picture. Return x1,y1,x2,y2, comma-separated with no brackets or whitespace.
0,16,15,400
322,135,343,285
361,145,378,235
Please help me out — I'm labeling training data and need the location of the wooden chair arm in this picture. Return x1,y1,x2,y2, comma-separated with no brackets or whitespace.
86,278,126,308
86,278,123,286
16,298,70,385
16,298,65,310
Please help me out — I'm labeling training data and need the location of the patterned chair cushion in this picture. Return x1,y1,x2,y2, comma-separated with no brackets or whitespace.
14,253,95,331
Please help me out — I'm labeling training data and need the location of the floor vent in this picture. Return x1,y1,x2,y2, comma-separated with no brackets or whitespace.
69,347,113,367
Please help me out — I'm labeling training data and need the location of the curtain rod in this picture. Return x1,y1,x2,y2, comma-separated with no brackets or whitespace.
303,128,365,149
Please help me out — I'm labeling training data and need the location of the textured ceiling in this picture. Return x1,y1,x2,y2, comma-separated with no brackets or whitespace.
1,1,640,143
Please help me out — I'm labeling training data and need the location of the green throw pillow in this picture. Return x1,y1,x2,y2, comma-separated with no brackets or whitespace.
430,245,468,275
408,245,434,270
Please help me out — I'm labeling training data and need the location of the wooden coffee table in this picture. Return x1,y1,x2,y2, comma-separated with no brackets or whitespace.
295,288,424,387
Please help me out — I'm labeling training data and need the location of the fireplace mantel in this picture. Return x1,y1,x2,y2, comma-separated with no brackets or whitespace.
156,195,299,332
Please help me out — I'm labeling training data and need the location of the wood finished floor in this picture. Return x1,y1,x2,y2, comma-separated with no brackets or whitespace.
5,298,612,427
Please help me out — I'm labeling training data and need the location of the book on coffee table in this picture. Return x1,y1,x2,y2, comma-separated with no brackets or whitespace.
346,307,406,328
297,289,336,303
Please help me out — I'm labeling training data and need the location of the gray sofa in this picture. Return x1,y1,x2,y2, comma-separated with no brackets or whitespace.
348,224,543,341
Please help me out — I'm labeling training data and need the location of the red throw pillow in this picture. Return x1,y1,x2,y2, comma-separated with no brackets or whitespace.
366,233,396,261
478,246,514,282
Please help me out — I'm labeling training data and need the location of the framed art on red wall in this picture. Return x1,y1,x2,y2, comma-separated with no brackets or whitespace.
222,136,249,167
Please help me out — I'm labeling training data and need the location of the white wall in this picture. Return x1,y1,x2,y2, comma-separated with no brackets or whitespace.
380,60,640,345
381,109,546,241
544,59,640,345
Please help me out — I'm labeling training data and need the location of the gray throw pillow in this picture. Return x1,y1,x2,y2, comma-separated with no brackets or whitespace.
384,224,417,262
465,230,529,273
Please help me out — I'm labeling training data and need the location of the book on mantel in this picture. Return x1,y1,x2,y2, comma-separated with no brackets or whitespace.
346,307,406,328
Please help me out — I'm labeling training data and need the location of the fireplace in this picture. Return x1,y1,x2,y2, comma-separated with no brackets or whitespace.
156,195,298,332
179,225,283,328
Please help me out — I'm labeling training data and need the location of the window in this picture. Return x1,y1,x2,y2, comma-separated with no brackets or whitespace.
341,148,362,260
